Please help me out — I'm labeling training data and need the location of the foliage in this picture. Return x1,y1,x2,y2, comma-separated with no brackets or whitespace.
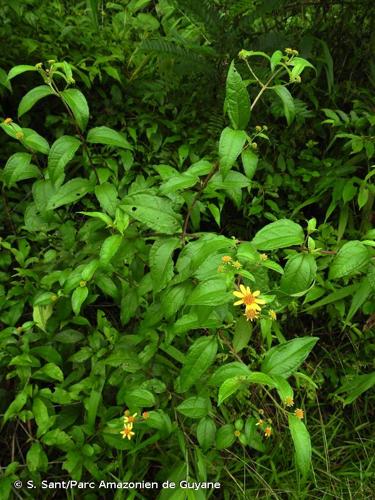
0,1,374,499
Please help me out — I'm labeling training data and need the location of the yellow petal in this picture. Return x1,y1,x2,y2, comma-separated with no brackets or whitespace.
256,299,266,305
245,303,262,311
233,291,244,298
234,300,244,306
239,284,247,294
253,290,261,296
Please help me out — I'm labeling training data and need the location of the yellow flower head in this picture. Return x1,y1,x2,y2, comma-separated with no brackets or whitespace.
244,308,260,322
124,412,137,425
222,255,232,263
264,426,272,438
79,280,87,287
234,430,241,437
120,424,135,440
294,408,304,420
15,131,24,140
284,396,294,407
3,117,12,125
260,253,268,261
232,260,242,269
233,285,265,310
269,309,277,321
142,411,150,420
255,418,264,427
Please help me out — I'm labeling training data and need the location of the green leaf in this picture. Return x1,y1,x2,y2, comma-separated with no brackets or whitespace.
0,67,11,90
262,337,318,378
177,336,218,393
225,61,250,130
196,417,216,450
241,149,258,179
32,363,64,382
177,396,211,419
304,284,359,311
280,254,317,295
335,372,375,405
329,241,370,279
218,372,276,405
33,304,53,332
290,57,315,79
26,442,48,472
48,135,81,186
252,219,304,250
216,424,236,450
22,128,50,154
2,152,40,187
8,64,37,80
61,88,89,131
100,235,122,266
288,415,311,479
87,126,132,150
233,316,252,352
219,127,247,177
3,392,28,423
124,389,156,408
346,278,372,323
122,194,182,234
273,86,295,125
95,182,118,216
186,278,230,306
46,178,93,210
71,286,88,315
32,398,51,436
18,85,54,117
149,237,180,293
271,375,294,403
210,362,252,386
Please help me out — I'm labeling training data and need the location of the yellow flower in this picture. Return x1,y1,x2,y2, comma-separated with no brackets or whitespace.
142,411,149,420
120,424,135,440
232,260,242,269
79,280,87,287
124,412,137,425
260,253,268,261
255,419,264,427
269,309,277,321
284,396,294,407
264,426,272,438
234,430,241,437
233,285,265,310
294,408,304,420
244,308,260,322
15,131,24,140
3,117,12,125
222,255,232,263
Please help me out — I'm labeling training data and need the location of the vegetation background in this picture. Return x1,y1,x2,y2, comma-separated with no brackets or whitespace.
0,0,374,498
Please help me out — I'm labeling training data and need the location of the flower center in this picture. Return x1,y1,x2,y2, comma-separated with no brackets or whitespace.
243,294,255,305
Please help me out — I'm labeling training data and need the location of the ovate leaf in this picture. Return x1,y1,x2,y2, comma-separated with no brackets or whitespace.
87,126,132,150
48,136,81,186
186,278,230,306
262,337,318,378
280,254,317,295
288,415,311,479
18,85,54,117
71,286,88,315
122,194,182,234
177,396,211,419
252,219,304,250
219,127,247,177
3,152,40,187
177,336,218,393
47,178,93,210
100,235,122,266
149,237,180,293
273,85,295,125
329,241,370,279
61,89,89,131
225,61,250,130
